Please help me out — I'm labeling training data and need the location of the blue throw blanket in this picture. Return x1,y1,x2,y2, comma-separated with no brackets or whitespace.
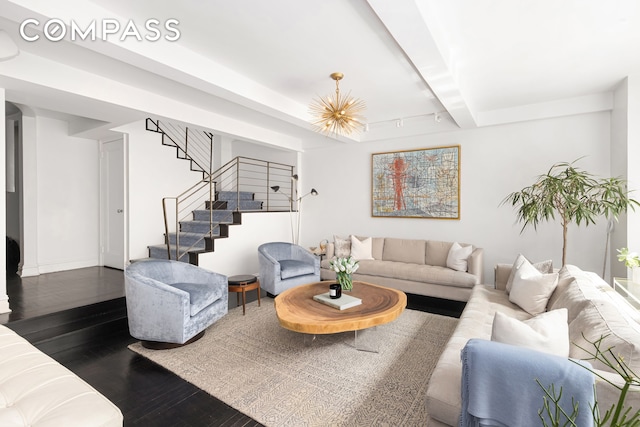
460,339,595,427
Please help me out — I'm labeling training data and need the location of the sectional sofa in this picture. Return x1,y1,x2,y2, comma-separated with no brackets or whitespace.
0,324,123,425
320,236,483,302
426,262,640,426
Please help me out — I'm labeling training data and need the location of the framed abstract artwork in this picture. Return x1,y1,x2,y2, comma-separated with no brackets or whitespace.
371,145,460,219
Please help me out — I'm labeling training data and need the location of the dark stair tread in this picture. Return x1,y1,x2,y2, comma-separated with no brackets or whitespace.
180,220,233,225
7,298,127,348
34,317,129,355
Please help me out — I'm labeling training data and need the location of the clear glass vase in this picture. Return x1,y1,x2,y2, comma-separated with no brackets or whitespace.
337,273,353,291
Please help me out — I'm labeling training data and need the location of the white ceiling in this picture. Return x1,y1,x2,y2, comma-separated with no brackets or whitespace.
1,0,640,146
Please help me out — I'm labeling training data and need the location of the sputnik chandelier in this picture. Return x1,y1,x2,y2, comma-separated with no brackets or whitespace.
309,72,366,137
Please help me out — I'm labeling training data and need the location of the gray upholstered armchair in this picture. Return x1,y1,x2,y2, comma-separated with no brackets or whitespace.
258,242,320,296
124,259,228,348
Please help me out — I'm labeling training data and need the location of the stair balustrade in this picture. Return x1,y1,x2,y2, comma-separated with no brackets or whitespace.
146,118,296,264
146,118,214,175
160,156,295,263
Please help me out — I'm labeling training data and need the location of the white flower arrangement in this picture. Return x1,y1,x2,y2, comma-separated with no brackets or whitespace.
329,256,359,291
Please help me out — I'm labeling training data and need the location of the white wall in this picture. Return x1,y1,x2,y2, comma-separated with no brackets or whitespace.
34,116,100,273
231,140,298,167
197,211,292,277
20,111,38,276
0,90,8,313
302,112,613,283
626,77,640,272
5,117,19,243
611,78,630,280
121,120,206,261
610,77,640,281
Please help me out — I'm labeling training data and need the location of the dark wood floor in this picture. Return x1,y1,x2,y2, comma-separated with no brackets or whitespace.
2,267,465,426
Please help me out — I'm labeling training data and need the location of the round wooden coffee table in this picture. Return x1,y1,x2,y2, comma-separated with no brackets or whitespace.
274,281,407,336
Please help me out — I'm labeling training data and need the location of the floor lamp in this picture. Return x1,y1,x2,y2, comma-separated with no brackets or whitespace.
270,185,318,245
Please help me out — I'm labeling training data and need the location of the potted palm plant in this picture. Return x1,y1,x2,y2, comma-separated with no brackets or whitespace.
502,159,639,266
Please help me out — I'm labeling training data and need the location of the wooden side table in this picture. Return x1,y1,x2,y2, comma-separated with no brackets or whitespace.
228,275,261,315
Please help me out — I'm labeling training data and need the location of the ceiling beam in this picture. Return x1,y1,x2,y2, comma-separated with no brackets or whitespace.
367,0,477,129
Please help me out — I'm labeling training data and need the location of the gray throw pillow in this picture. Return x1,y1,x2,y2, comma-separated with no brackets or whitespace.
334,235,351,258
505,254,553,294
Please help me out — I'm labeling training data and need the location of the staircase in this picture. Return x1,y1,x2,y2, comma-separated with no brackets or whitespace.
145,118,294,265
147,191,260,264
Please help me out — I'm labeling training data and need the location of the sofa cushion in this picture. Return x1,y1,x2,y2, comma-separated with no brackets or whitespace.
350,235,374,260
382,238,426,264
569,299,640,374
508,261,558,315
491,309,569,357
425,240,454,267
547,267,615,321
333,235,351,258
370,237,385,260
446,242,473,272
0,325,124,426
172,282,224,316
356,260,478,288
279,259,316,280
505,254,553,294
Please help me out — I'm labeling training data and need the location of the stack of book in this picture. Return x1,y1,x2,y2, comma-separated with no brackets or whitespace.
313,292,362,310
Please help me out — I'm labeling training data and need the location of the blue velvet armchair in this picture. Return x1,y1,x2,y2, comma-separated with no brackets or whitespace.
258,242,320,295
124,259,228,348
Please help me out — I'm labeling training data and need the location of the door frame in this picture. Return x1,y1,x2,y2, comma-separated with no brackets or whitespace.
99,135,129,269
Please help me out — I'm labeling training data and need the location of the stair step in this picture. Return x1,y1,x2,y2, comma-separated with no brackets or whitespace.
167,231,217,248
148,244,196,262
192,209,235,222
216,191,255,201
205,200,264,211
180,220,230,235
193,209,233,222
6,298,128,353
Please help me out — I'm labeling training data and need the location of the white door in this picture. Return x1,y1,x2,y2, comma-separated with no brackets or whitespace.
101,138,126,269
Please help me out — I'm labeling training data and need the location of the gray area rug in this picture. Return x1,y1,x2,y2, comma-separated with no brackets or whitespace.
129,300,458,426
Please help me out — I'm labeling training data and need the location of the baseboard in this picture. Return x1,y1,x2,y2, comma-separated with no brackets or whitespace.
20,266,40,277
0,299,11,314
34,259,101,275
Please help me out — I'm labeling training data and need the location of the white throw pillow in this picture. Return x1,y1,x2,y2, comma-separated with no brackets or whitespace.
446,242,473,272
333,235,351,258
505,254,553,294
509,260,559,315
491,309,569,357
350,235,374,260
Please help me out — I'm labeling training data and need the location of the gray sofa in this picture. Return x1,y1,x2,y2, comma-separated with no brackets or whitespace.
425,263,640,426
320,237,483,302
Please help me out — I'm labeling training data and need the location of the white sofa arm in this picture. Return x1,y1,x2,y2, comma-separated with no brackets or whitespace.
325,242,335,259
467,248,484,283
494,263,513,291
0,325,123,426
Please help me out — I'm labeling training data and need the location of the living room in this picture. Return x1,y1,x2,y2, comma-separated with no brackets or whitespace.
1,1,640,425
2,1,638,291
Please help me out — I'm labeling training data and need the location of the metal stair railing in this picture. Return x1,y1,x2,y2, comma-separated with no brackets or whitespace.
146,118,214,175
162,156,295,262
